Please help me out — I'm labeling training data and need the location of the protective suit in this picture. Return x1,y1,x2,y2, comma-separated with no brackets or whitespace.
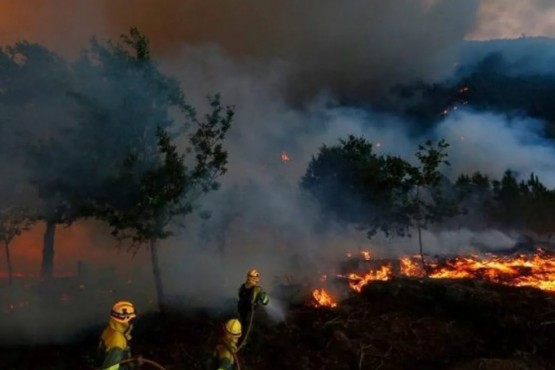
210,319,241,370
98,301,136,370
237,269,269,345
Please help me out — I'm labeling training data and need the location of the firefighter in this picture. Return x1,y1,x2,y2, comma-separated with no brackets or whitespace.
98,301,137,370
210,318,242,370
237,269,269,346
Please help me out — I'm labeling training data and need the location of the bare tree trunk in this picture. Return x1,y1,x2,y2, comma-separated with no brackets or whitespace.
4,242,13,285
150,238,166,315
418,223,427,275
41,220,56,279
415,186,427,276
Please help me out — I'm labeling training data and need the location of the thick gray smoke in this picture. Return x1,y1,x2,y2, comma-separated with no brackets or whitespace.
2,1,555,345
155,43,555,307
0,0,479,100
101,0,479,101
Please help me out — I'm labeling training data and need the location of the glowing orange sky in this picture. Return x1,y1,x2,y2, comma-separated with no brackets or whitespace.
0,1,554,57
0,221,149,277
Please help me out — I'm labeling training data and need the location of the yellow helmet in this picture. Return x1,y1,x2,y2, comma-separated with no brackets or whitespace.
247,269,259,278
110,301,137,324
223,318,242,337
246,269,260,284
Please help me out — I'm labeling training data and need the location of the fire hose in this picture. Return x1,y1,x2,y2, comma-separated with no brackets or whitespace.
96,356,166,370
237,305,255,352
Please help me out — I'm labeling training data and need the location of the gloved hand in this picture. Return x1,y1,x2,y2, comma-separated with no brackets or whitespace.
259,291,270,306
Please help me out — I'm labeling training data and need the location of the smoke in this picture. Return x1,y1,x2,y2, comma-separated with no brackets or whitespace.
2,0,555,346
153,43,555,308
0,0,479,100
435,110,555,187
99,0,479,100
264,298,287,323
372,228,517,256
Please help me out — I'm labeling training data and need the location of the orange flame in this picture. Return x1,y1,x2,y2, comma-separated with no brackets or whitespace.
313,248,555,309
312,288,337,308
346,264,393,292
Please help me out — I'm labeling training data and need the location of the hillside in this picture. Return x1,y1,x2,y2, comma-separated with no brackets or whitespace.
1,278,554,370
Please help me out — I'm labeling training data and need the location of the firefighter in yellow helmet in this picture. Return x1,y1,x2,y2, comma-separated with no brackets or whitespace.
237,269,269,346
98,301,137,370
210,318,242,370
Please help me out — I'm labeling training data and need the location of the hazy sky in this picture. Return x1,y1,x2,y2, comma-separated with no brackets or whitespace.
0,1,554,55
471,0,555,39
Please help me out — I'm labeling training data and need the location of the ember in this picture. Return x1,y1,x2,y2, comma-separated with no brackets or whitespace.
280,151,290,162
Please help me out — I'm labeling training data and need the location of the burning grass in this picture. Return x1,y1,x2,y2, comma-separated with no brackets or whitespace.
312,248,555,308
1,248,555,369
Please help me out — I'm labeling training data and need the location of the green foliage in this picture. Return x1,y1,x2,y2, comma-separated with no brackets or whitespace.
0,42,81,224
490,170,525,230
0,206,34,246
401,139,459,230
85,29,234,245
301,135,413,237
456,169,555,237
301,136,459,240
101,96,232,245
520,174,555,236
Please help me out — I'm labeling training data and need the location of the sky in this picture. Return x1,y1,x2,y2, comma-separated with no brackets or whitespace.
0,0,554,53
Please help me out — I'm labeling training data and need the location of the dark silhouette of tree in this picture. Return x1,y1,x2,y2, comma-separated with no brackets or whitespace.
0,206,34,285
301,135,413,238
0,41,77,279
401,140,459,270
88,28,233,313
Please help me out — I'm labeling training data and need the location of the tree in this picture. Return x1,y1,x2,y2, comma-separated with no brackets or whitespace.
401,139,459,270
489,170,525,230
520,174,555,239
301,135,413,237
0,206,34,285
89,29,233,313
454,171,493,229
0,41,77,279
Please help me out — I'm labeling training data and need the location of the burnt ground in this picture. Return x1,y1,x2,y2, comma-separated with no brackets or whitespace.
1,278,555,370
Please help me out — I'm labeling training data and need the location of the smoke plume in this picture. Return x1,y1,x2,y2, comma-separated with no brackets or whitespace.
1,0,555,345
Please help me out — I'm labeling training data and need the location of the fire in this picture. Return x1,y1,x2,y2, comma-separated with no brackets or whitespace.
280,151,290,162
312,248,555,308
361,251,371,260
426,249,555,292
345,264,393,292
399,256,422,276
312,288,337,308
